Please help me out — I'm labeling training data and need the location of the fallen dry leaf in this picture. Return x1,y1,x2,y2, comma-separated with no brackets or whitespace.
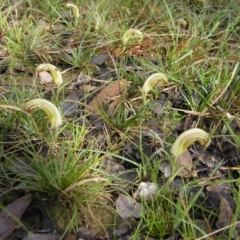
0,194,32,240
116,194,146,218
86,79,127,114
216,196,234,229
176,149,193,177
90,54,107,66
159,160,172,178
61,91,80,116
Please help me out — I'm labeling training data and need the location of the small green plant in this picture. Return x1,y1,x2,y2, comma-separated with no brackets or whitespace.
122,28,143,46
140,191,175,237
35,63,63,87
170,128,211,160
141,72,169,95
98,101,150,130
24,98,62,128
65,3,80,26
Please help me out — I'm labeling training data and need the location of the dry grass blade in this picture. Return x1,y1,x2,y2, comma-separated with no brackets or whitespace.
58,178,108,200
211,62,239,105
0,105,25,112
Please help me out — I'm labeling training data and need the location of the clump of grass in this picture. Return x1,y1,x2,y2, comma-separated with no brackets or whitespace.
1,120,112,234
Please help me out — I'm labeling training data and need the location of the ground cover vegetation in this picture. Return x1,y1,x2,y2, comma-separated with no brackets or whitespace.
0,0,239,239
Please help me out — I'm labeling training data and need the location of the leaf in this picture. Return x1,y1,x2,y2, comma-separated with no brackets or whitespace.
216,196,234,229
116,194,146,218
176,149,193,177
0,194,32,240
90,54,107,66
86,79,127,114
61,91,80,116
159,160,172,178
